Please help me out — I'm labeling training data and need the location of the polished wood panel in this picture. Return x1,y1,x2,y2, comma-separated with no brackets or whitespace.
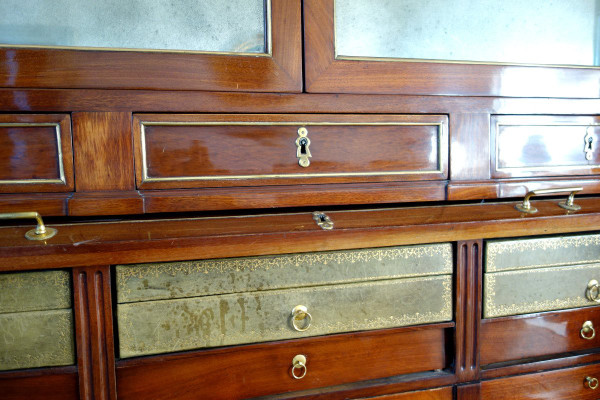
134,114,448,189
73,266,116,400
304,0,600,98
481,363,600,399
455,241,482,382
72,112,134,191
456,383,480,400
0,366,79,400
481,307,600,366
450,113,490,181
68,192,143,216
491,115,600,179
0,114,73,193
0,0,301,92
361,386,453,400
2,198,600,271
141,182,446,213
116,323,452,400
0,193,69,215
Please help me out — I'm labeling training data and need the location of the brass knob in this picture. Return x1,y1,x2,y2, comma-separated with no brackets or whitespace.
581,321,596,340
291,355,307,379
586,376,599,390
586,280,600,303
291,305,312,332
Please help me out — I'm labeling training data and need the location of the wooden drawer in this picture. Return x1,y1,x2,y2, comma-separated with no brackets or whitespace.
0,270,75,371
491,115,600,179
0,114,73,193
481,306,600,365
133,114,448,189
116,323,453,400
362,387,453,400
484,233,600,318
481,363,600,399
116,244,453,358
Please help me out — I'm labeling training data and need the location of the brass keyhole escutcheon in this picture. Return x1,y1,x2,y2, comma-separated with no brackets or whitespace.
585,129,594,161
296,127,312,167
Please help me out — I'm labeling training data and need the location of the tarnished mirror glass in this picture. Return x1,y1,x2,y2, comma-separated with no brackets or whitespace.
0,0,268,54
335,0,600,66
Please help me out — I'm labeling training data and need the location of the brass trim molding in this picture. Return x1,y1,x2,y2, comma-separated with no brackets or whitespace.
0,123,66,185
0,0,272,57
139,121,446,183
494,122,600,172
486,234,600,272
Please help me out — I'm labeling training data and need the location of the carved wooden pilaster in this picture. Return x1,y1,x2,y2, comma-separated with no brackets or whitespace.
455,240,482,383
73,266,117,400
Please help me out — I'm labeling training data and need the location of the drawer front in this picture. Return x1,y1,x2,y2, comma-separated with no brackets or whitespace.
133,114,448,189
118,275,452,357
0,270,71,313
364,387,453,400
491,115,600,178
0,309,75,371
481,363,600,399
116,243,453,303
116,324,451,400
484,263,600,318
486,233,600,273
481,306,600,365
0,114,74,193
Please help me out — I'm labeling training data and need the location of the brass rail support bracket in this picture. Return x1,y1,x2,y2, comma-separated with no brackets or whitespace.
515,187,583,214
0,212,58,241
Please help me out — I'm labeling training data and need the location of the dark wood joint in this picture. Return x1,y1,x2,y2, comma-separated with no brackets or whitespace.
456,382,481,400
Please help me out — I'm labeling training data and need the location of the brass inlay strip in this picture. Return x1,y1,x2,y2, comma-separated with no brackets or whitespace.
0,123,66,185
494,122,600,172
332,1,600,69
0,0,272,57
139,121,446,183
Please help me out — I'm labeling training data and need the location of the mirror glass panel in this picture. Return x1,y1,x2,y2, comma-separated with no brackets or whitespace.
335,0,600,66
0,0,268,53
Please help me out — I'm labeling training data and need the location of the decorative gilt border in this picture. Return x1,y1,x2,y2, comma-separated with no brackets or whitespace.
484,264,600,318
332,1,600,69
494,122,600,173
0,0,272,57
0,123,66,185
486,234,600,272
139,121,446,183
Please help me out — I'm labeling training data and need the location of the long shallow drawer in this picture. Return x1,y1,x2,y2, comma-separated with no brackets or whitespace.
0,114,74,193
133,114,448,189
491,115,600,179
481,306,600,365
116,323,453,400
0,270,75,371
481,363,600,399
363,387,453,400
484,233,600,318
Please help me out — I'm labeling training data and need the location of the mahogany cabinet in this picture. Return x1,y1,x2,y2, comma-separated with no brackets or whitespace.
1,1,600,399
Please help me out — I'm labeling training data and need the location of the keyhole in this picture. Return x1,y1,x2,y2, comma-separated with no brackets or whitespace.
319,215,326,222
588,137,594,150
299,138,308,155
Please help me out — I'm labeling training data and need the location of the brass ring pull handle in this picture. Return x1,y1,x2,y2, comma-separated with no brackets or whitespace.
515,187,583,214
291,355,307,379
581,321,596,340
0,212,57,241
586,376,599,390
291,305,312,332
587,280,600,303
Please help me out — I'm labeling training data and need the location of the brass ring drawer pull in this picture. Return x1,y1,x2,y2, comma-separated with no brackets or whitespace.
0,212,57,241
291,305,312,332
581,321,596,340
515,187,583,214
291,355,307,379
586,280,600,303
586,376,599,390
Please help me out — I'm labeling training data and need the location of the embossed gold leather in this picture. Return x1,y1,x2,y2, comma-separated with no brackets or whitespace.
0,270,71,313
118,275,452,358
116,243,452,303
0,309,75,371
485,234,600,273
